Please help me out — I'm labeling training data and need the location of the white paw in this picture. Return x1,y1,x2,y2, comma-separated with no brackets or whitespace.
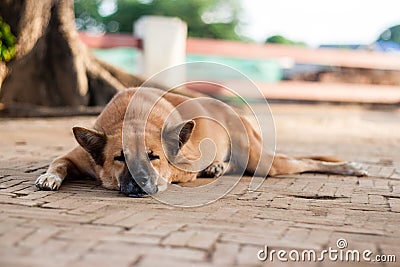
35,173,63,190
200,162,225,178
347,162,368,176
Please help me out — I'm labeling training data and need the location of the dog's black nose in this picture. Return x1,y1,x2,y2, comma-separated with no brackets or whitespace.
120,179,146,197
120,178,158,197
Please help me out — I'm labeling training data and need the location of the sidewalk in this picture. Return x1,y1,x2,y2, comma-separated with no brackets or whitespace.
0,103,399,266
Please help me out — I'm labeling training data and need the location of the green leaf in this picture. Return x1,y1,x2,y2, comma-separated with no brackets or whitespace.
0,16,16,62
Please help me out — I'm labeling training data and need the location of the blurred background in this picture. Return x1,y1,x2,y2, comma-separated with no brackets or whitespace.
74,0,400,104
75,0,400,47
1,0,400,109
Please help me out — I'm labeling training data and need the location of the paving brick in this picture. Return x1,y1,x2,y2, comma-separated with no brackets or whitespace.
0,193,43,207
113,211,155,228
289,197,311,210
41,196,87,210
358,178,374,188
236,245,262,266
0,257,56,267
181,221,244,235
56,240,98,262
18,190,56,200
326,208,346,221
270,197,291,209
334,187,354,198
378,167,396,178
57,224,121,239
390,169,400,179
93,209,135,225
127,220,185,237
28,239,70,264
302,182,324,194
18,227,60,248
350,193,369,204
0,179,26,189
388,198,400,212
281,227,319,249
67,201,108,215
73,251,139,267
0,217,28,235
304,229,332,246
220,232,269,246
103,233,161,245
0,182,32,194
38,192,74,202
206,207,239,220
368,194,387,205
211,242,240,265
318,184,338,197
94,241,207,261
0,226,36,247
1,203,96,223
162,230,194,247
186,231,220,250
287,180,308,192
136,256,210,267
366,165,382,177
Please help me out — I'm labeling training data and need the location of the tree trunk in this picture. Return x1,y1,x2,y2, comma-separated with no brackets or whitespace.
0,0,146,109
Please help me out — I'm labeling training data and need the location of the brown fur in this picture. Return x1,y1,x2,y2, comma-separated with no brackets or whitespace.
35,88,367,196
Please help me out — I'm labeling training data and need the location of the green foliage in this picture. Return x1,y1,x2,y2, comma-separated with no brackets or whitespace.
378,24,400,44
265,35,307,47
0,17,16,62
74,0,243,41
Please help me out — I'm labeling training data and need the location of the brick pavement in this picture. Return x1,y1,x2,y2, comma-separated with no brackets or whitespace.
0,104,399,266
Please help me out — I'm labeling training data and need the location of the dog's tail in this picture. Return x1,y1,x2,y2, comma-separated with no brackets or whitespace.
294,155,343,162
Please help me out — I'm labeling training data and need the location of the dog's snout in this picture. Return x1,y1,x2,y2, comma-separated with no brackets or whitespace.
132,169,153,186
119,168,158,197
133,175,158,195
120,179,145,197
135,176,148,186
134,169,147,178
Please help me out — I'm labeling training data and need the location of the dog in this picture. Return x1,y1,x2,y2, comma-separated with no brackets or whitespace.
35,87,367,197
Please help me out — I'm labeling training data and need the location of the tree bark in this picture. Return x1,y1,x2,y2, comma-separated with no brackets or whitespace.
0,0,146,108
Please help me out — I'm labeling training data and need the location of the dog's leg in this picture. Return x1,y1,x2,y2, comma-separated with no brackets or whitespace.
239,116,275,176
240,116,367,177
198,162,229,178
35,158,74,190
268,154,368,176
35,147,93,190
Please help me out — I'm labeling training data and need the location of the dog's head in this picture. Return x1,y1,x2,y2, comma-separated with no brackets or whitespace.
72,120,195,197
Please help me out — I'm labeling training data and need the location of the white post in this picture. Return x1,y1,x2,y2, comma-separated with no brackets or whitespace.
135,16,187,87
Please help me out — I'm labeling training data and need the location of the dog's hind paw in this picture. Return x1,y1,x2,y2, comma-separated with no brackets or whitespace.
199,162,225,178
347,162,368,177
35,173,63,190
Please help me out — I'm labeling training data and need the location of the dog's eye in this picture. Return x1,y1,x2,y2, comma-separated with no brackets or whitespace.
114,151,125,162
147,151,160,161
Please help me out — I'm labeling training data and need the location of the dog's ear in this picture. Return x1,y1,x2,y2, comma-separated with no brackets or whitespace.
72,126,107,165
163,120,195,154
176,120,195,147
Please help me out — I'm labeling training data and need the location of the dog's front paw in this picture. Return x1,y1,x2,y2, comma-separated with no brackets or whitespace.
200,162,225,178
345,162,368,177
35,173,63,190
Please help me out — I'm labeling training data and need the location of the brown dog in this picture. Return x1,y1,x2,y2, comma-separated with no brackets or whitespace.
35,88,367,197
